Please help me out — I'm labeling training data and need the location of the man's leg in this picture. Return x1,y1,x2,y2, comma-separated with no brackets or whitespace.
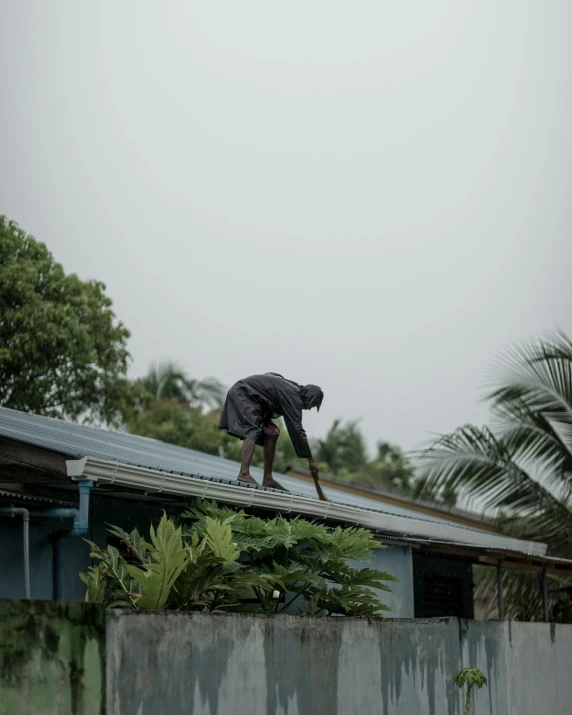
238,439,258,484
262,433,287,491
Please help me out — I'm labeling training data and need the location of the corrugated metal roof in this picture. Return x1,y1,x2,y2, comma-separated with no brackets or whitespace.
378,534,572,572
286,468,494,528
0,408,512,538
0,489,77,507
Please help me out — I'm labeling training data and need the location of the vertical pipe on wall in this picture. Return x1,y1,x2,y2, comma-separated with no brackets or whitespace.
542,568,549,622
497,561,504,620
73,480,93,537
22,510,30,600
52,532,67,601
51,480,93,600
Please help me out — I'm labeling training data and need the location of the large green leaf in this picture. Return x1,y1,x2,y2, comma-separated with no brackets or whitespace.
126,513,189,609
204,517,239,565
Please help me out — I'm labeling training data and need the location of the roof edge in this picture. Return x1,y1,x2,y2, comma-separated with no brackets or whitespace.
70,456,547,557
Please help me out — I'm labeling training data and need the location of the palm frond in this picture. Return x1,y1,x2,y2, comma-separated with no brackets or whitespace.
486,332,572,494
492,410,572,493
139,360,189,401
185,376,226,409
138,361,226,409
487,332,572,422
417,425,572,545
418,330,572,567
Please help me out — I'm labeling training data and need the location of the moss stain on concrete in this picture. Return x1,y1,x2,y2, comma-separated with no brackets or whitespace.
0,600,105,715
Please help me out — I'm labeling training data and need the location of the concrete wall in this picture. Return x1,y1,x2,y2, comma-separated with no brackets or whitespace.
1,603,571,715
0,599,105,715
106,611,572,715
460,619,572,714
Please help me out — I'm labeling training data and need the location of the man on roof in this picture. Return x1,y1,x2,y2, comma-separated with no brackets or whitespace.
219,372,328,501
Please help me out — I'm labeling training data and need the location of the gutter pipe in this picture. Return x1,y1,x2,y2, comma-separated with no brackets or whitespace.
29,479,93,538
46,480,93,600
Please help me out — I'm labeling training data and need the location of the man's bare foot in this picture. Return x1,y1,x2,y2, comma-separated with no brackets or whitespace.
238,472,259,486
262,477,289,492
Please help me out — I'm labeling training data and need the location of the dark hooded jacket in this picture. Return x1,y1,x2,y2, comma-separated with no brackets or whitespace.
219,373,323,459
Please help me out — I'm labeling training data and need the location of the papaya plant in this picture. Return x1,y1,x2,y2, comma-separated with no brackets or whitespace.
80,512,280,610
452,668,488,715
80,502,398,617
182,500,398,617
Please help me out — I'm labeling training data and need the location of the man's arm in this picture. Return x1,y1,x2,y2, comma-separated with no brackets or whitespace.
283,406,329,502
283,409,312,459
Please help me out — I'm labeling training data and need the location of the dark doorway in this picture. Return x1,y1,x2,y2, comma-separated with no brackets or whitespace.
413,553,474,619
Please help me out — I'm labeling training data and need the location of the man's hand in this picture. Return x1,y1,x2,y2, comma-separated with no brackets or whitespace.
308,458,328,502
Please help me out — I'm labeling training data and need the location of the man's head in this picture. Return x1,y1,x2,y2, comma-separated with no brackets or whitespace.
301,384,324,412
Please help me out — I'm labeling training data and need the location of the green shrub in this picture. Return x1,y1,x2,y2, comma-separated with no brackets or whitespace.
80,501,397,617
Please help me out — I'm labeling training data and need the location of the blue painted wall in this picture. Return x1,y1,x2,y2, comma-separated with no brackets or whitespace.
0,494,181,601
348,545,414,618
373,545,414,618
1,516,59,600
0,493,413,611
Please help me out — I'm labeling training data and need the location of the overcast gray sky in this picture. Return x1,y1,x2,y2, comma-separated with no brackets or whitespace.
1,1,571,453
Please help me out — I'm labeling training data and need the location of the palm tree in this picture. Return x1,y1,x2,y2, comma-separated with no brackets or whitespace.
369,441,415,493
138,360,225,411
314,419,369,475
417,330,572,619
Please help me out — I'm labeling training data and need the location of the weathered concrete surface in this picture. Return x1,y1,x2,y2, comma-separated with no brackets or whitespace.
107,611,570,715
0,599,105,715
460,619,572,714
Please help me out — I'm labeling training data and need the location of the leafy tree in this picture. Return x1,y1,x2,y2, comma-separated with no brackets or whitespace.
137,359,225,410
358,441,415,492
81,503,398,618
418,330,572,620
413,473,459,507
0,216,138,425
313,420,414,494
128,400,226,456
452,668,487,715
